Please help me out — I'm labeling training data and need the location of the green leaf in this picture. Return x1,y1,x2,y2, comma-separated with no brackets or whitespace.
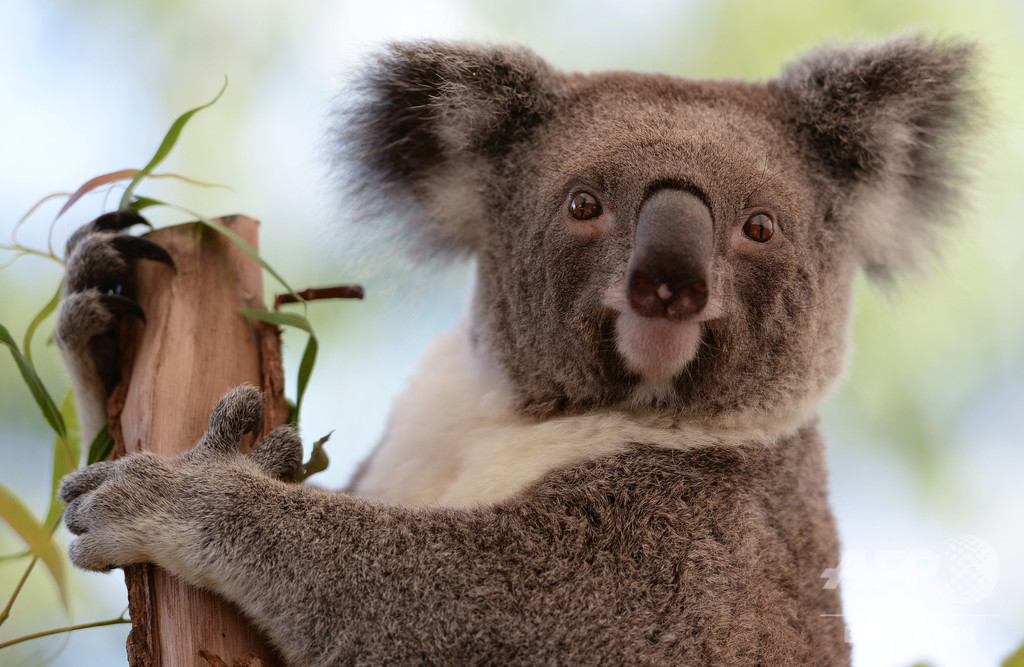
285,398,298,429
295,334,318,426
296,431,332,482
23,279,63,367
238,308,312,332
86,424,114,466
193,214,297,297
44,392,81,529
129,196,164,212
118,78,228,211
0,484,67,611
239,309,318,426
0,323,66,441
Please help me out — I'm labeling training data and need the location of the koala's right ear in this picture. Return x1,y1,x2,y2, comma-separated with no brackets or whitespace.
334,41,561,258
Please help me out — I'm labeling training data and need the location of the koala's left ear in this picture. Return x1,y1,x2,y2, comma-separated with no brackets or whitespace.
334,41,562,259
774,37,979,276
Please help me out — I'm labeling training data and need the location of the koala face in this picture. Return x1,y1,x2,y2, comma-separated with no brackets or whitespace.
472,79,851,426
337,40,973,431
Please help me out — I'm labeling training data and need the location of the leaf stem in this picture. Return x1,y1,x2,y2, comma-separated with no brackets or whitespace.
0,556,37,627
0,521,62,627
0,612,130,650
0,245,61,265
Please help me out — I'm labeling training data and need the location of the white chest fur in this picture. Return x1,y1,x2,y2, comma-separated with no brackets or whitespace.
350,324,803,508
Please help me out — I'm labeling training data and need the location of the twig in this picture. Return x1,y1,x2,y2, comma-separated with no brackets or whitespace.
0,521,62,627
274,284,364,310
0,612,130,650
0,557,37,626
0,245,61,265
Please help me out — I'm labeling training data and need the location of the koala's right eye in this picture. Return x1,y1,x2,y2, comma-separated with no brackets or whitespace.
568,191,602,220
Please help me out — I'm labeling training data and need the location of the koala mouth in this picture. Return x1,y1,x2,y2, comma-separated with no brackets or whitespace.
603,280,720,388
614,310,703,384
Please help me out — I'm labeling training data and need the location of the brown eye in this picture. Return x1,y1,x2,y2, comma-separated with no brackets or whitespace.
568,191,601,220
742,213,774,242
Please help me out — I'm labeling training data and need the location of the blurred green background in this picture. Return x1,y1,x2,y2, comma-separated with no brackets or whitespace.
1,1,1022,665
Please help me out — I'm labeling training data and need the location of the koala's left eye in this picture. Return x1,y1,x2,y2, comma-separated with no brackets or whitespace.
568,191,602,220
742,213,774,242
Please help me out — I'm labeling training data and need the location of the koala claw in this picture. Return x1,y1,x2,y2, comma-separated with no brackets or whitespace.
91,209,152,232
98,292,147,322
57,211,177,441
108,234,176,271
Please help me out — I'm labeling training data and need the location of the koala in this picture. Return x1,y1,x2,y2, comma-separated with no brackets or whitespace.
56,37,974,665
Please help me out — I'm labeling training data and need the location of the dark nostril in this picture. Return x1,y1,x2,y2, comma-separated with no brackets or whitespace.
628,269,708,320
673,279,709,318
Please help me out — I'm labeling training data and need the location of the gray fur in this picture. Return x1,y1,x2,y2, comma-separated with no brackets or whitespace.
58,36,976,665
63,391,847,665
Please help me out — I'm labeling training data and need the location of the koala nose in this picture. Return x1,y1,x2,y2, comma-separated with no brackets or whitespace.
627,189,713,321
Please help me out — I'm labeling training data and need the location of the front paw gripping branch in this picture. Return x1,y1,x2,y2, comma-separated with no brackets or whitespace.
106,216,287,667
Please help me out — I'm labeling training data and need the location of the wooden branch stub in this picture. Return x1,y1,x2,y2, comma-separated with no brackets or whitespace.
273,284,364,310
107,215,286,667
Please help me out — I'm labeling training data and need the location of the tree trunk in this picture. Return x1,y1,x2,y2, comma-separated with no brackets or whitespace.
106,215,286,666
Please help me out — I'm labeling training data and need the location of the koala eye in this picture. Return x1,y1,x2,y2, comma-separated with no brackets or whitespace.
742,213,774,242
568,191,602,220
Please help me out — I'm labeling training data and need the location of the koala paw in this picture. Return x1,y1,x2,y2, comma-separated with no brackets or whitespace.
60,385,304,572
55,210,175,389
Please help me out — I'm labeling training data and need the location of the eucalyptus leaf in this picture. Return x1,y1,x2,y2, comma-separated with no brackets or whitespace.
0,549,32,563
239,308,312,332
0,323,66,441
145,172,233,191
0,484,67,611
129,196,163,212
286,398,298,430
295,335,318,425
16,191,73,233
86,424,114,466
56,169,138,220
118,78,228,211
23,279,63,367
239,309,318,426
296,431,332,483
44,392,81,529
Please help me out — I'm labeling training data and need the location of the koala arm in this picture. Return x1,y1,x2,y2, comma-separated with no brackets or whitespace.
62,388,847,666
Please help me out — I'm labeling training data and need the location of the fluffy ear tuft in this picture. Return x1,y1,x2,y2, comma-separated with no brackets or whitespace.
333,41,561,259
775,37,979,277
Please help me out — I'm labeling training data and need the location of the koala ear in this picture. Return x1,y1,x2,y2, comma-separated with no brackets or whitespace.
334,41,561,259
775,37,978,277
